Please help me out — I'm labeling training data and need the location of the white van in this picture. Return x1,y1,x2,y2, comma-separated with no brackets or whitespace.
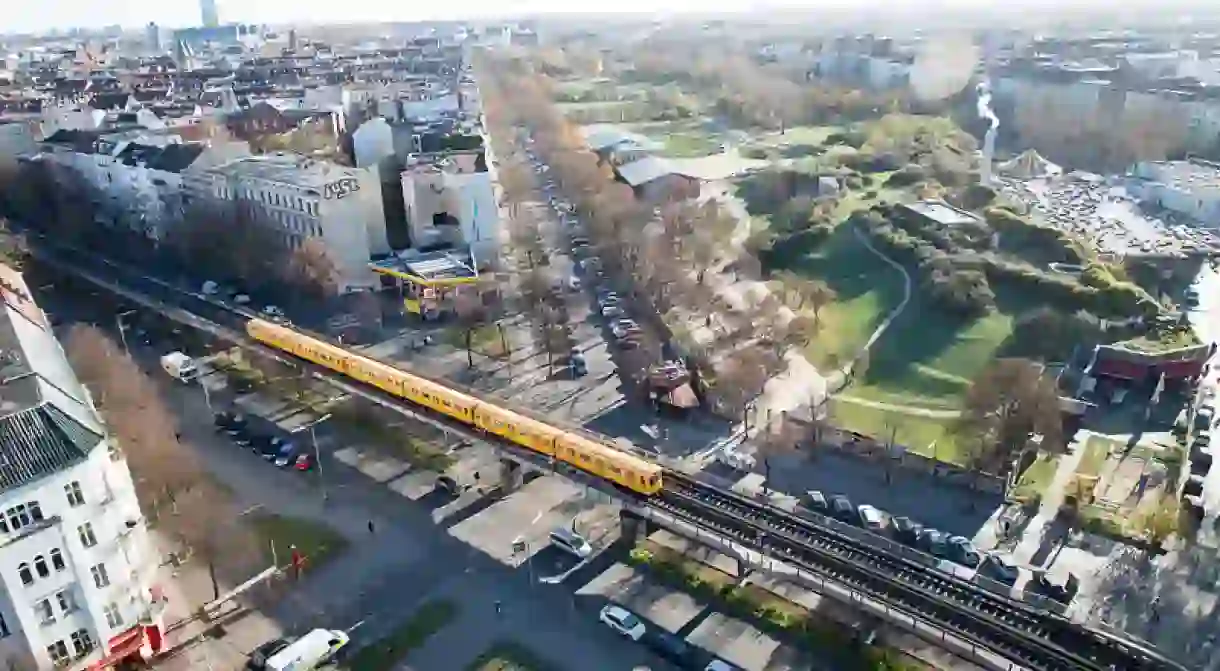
263,628,348,671
160,352,198,382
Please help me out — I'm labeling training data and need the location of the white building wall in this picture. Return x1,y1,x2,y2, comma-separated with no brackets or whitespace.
351,118,394,169
401,94,458,121
446,171,499,261
0,443,154,669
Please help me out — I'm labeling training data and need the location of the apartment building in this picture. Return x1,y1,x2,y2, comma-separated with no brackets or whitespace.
400,150,498,261
0,264,162,670
186,154,390,292
35,129,251,241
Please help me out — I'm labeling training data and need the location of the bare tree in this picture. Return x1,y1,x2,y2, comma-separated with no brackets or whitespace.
287,238,339,299
171,481,261,600
952,358,1066,491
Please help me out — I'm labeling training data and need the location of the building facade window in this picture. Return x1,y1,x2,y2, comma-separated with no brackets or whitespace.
17,562,32,586
3,501,44,532
70,629,94,656
78,523,97,548
90,563,109,588
65,481,85,507
34,555,49,578
56,589,77,614
46,641,69,666
35,598,54,624
103,602,122,628
0,612,9,637
51,548,65,571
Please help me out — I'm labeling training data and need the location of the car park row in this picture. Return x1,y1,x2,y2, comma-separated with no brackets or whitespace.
213,410,315,472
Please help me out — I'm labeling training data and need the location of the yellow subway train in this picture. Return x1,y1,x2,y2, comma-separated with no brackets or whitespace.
245,319,665,496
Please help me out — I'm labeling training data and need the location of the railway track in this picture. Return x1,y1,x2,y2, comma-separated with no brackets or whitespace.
30,242,1184,671
658,471,1183,671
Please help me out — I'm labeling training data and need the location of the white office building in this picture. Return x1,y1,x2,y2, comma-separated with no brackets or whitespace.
0,263,162,670
186,154,390,293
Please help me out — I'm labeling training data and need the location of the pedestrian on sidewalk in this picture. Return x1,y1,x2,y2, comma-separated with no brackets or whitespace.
367,520,375,535
494,600,502,616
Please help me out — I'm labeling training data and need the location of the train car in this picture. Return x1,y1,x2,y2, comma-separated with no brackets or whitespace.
474,402,560,458
248,320,355,376
248,318,664,496
555,432,663,495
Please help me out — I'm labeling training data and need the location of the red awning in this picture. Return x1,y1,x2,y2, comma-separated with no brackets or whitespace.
88,626,148,670
1093,358,1150,380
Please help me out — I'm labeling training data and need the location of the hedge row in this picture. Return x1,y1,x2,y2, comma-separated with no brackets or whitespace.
627,548,921,670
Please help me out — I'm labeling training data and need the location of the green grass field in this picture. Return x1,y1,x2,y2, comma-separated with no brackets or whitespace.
828,398,961,463
247,513,349,571
345,600,459,671
1011,453,1061,502
466,642,561,671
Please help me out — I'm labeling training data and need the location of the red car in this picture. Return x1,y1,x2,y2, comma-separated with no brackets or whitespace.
293,454,314,471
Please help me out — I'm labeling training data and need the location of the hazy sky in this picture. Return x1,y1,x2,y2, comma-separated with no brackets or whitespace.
9,0,786,33
5,0,1088,35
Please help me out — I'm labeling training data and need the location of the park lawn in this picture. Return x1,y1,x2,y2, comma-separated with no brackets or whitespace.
661,131,721,158
846,303,1018,411
345,599,460,671
467,641,561,671
827,398,962,464
1011,453,1061,503
247,513,349,572
791,225,907,371
753,125,840,147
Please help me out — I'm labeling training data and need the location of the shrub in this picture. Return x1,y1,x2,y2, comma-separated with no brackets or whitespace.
885,165,926,187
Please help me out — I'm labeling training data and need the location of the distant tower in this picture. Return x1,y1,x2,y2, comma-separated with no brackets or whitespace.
200,0,219,27
146,22,163,51
288,29,298,51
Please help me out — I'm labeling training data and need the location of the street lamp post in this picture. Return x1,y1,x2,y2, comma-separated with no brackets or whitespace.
115,309,137,354
294,414,332,504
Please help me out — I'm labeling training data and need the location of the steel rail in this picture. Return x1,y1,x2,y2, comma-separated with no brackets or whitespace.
661,471,1183,671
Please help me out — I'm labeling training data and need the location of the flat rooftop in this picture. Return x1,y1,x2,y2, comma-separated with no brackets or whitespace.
209,154,362,189
369,250,477,284
900,200,983,227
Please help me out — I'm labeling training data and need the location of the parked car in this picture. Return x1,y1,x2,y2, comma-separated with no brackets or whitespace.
947,536,982,568
890,516,922,546
601,304,623,318
548,528,593,559
978,554,1019,585
273,446,299,468
260,436,292,461
829,495,855,524
801,490,829,514
435,475,461,496
857,505,886,531
261,305,286,321
599,605,645,641
246,638,290,670
292,454,315,471
916,528,950,557
611,319,641,339
570,351,588,377
644,631,699,668
214,411,248,435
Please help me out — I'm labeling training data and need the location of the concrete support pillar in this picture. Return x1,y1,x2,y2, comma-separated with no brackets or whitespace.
619,510,649,544
499,458,523,493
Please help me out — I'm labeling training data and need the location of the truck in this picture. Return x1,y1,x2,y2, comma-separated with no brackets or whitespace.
259,628,349,671
160,352,198,382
